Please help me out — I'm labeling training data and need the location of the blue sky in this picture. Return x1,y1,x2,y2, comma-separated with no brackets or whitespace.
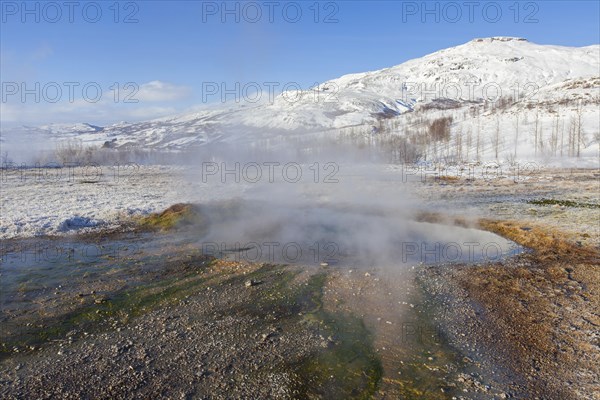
1,0,599,125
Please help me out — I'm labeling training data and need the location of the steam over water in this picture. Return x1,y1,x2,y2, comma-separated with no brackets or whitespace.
186,142,522,267
191,199,521,267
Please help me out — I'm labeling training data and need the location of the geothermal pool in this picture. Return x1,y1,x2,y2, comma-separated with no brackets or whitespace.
0,201,522,324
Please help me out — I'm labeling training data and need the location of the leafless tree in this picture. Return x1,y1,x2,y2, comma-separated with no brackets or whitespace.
576,101,583,157
551,109,559,156
568,114,576,157
455,126,463,162
533,110,539,156
492,116,501,160
466,127,472,161
476,115,481,162
513,111,520,159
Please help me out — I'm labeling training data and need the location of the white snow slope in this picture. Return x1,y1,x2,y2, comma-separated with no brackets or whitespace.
1,37,598,161
1,38,599,238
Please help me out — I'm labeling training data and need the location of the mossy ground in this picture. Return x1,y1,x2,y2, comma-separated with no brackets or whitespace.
527,198,600,209
2,259,384,398
288,274,383,399
294,311,383,400
0,255,216,360
137,203,206,231
222,264,384,398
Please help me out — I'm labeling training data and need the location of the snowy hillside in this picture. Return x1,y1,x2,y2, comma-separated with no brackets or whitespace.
1,37,598,164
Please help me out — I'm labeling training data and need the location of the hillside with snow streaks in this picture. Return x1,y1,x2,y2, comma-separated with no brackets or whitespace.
1,37,599,163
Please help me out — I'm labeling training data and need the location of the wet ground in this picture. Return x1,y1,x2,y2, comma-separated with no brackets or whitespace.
1,167,598,399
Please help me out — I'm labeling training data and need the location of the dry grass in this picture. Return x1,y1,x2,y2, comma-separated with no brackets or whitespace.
137,203,205,231
458,218,599,397
436,175,461,183
418,212,600,397
416,211,599,263
477,219,599,263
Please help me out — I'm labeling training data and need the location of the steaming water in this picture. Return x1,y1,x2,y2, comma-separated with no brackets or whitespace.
0,199,522,391
0,201,522,317
189,200,523,266
0,141,526,394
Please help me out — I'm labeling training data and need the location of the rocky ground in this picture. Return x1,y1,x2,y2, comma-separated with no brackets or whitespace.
0,167,598,399
0,260,345,399
413,169,600,399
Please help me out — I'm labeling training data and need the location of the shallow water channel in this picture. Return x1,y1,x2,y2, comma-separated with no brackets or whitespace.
1,202,523,398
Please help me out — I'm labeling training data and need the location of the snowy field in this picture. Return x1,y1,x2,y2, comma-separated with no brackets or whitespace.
0,165,248,239
2,162,598,241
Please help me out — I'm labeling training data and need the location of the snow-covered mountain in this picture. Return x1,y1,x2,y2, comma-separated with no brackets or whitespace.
2,37,599,162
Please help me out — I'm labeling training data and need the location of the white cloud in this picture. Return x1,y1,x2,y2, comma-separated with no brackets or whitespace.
0,99,178,126
136,80,192,102
0,80,193,125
